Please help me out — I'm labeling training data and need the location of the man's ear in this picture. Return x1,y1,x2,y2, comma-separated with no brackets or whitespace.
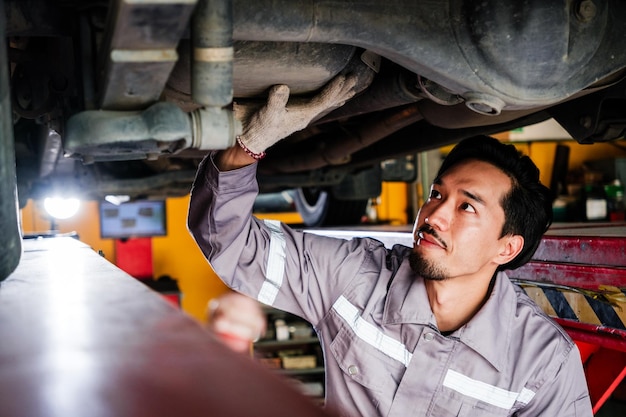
495,235,524,266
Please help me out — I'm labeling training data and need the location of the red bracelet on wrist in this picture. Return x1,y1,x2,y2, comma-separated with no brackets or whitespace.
236,136,266,160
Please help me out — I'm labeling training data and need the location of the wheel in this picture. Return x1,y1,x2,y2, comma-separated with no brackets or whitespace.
294,165,382,227
293,187,369,227
0,5,23,282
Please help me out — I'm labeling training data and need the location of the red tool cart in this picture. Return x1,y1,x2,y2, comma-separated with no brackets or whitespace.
509,223,626,414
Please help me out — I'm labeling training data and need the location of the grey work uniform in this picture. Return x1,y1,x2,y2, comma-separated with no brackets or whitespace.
188,153,592,417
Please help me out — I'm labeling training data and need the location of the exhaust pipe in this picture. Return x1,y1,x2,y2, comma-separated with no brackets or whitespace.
192,0,234,107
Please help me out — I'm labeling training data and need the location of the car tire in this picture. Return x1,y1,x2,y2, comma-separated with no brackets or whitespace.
294,187,369,227
294,165,382,227
0,181,22,282
0,6,23,282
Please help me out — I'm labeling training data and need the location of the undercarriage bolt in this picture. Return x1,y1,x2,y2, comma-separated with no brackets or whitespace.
463,92,505,116
575,0,597,23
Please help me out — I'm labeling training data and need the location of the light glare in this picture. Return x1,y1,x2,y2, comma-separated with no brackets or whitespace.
44,197,81,220
104,195,131,206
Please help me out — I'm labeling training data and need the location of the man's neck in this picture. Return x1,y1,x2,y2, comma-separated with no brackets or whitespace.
425,273,496,333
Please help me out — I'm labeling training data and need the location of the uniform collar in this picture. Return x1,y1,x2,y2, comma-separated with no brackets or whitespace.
383,263,514,372
454,271,514,372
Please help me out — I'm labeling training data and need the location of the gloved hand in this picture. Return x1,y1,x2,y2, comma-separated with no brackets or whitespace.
235,73,357,159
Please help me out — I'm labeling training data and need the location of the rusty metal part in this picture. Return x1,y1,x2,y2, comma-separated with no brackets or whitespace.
98,0,197,110
191,0,233,107
268,103,423,173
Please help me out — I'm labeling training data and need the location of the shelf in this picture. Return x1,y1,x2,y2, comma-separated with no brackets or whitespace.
279,367,325,376
254,337,320,348
254,308,325,401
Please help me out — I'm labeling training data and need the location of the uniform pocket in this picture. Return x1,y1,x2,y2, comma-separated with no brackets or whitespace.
329,325,406,392
430,393,512,417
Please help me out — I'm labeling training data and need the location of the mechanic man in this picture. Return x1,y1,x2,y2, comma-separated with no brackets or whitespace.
188,74,592,416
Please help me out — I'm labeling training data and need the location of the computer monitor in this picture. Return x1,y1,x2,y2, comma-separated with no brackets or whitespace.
99,200,167,239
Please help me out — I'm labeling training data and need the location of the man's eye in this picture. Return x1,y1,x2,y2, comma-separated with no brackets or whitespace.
460,202,475,213
429,189,442,200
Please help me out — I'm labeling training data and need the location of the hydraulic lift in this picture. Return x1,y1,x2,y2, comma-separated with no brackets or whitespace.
509,223,626,414
0,236,335,417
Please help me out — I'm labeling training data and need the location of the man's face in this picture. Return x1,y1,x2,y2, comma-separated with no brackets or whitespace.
410,159,513,281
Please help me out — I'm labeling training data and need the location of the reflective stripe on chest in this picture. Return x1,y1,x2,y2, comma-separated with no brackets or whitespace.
332,295,413,367
443,369,535,409
333,295,537,413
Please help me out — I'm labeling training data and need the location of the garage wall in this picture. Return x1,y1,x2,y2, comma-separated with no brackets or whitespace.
152,196,229,322
440,139,626,187
524,140,626,186
375,182,410,225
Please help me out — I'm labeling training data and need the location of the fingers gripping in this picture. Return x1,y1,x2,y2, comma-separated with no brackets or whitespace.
267,84,290,110
311,73,357,109
237,74,356,157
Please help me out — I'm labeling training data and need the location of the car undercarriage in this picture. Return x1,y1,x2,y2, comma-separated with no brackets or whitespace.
1,0,626,279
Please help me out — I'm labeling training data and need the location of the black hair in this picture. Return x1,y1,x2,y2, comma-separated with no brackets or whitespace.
436,135,554,271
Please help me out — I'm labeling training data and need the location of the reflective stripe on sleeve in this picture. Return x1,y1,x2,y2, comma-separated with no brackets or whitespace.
257,219,286,306
332,295,413,367
443,369,536,409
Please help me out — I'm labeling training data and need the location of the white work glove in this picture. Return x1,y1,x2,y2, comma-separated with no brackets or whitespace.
235,73,357,159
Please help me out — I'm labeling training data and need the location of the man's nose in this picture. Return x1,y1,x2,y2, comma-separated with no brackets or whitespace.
425,201,453,231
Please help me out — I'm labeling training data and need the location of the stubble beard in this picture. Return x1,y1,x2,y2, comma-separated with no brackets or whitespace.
409,250,449,281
